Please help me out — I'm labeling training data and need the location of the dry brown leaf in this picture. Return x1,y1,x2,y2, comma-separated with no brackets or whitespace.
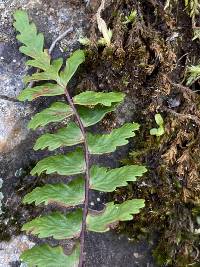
96,0,112,46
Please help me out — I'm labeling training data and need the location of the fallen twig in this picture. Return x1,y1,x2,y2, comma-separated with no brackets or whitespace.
96,0,112,46
49,27,73,55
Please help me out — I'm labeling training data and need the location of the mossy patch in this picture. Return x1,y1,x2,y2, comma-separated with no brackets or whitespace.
81,0,200,266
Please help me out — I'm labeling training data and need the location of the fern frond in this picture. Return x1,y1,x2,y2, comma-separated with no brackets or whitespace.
20,244,80,267
31,148,85,176
34,122,83,151
13,10,50,69
74,91,125,106
18,83,64,101
22,210,82,239
90,165,147,192
59,50,85,87
88,123,140,154
28,102,73,130
87,199,145,232
23,178,84,207
14,10,146,267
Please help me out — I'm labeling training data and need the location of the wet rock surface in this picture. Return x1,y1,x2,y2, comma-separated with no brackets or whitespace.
86,232,155,267
0,0,156,266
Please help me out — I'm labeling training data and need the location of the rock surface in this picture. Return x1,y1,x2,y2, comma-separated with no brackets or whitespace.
0,235,34,266
0,0,156,266
0,0,87,154
86,232,155,267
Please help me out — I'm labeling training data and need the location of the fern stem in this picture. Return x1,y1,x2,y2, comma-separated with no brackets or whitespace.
64,88,90,267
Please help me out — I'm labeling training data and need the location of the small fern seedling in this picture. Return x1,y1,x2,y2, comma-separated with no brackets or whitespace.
186,64,200,86
150,114,165,137
14,10,147,267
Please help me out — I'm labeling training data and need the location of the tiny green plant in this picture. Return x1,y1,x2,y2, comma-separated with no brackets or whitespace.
123,10,137,25
192,28,200,41
79,31,112,47
14,10,147,267
78,37,91,46
150,114,165,137
186,64,200,85
192,206,200,234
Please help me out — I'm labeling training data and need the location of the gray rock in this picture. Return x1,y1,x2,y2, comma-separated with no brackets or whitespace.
0,99,30,153
0,0,87,154
0,42,30,153
86,232,155,267
0,235,34,266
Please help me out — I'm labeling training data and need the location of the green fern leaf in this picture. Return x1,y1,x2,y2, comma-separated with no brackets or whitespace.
14,11,64,84
13,10,50,69
90,165,147,192
28,102,73,130
20,244,80,267
24,58,63,84
74,91,125,106
77,104,117,127
18,83,64,101
88,123,139,154
22,209,82,239
23,177,84,207
33,122,139,152
87,199,145,232
59,50,85,87
14,12,84,87
31,148,85,176
28,102,116,131
34,122,83,151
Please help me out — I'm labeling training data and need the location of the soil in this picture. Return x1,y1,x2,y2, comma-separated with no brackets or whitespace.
1,0,200,266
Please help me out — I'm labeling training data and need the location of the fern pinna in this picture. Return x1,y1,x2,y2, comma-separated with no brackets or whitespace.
13,10,147,267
